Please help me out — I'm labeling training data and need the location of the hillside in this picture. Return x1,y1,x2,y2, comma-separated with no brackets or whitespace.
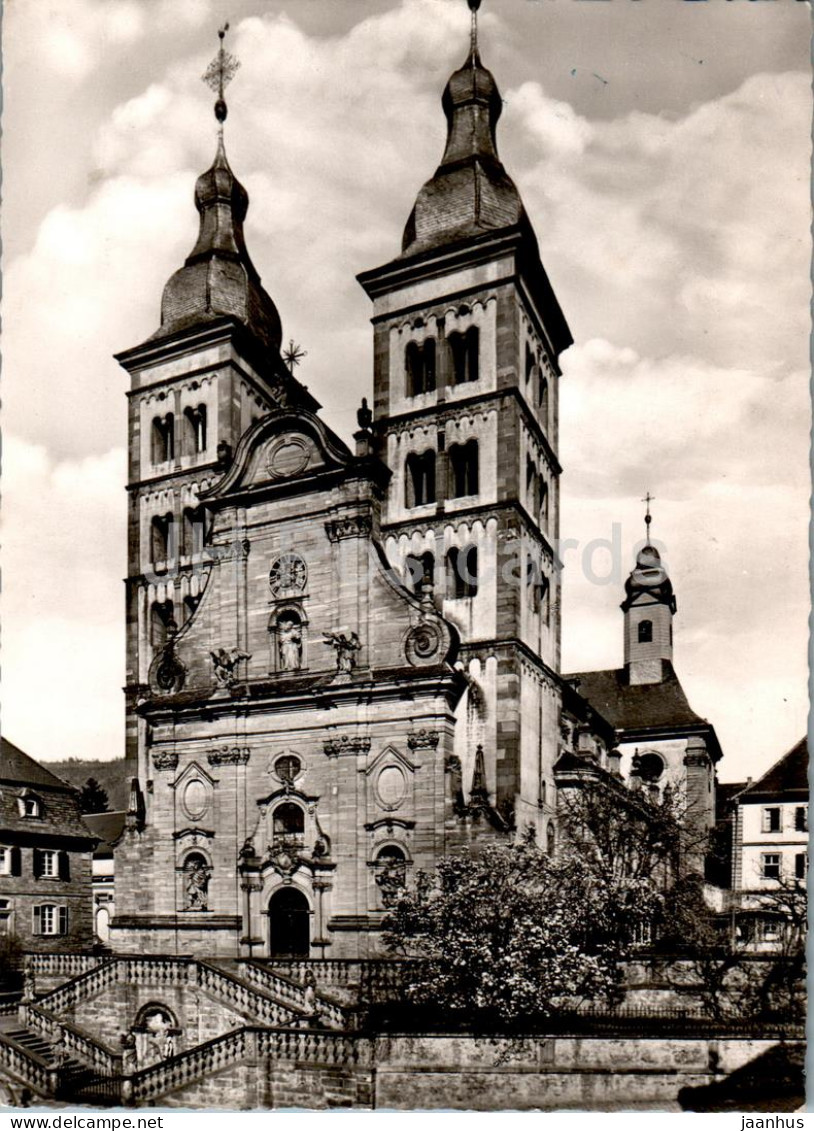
47,758,129,810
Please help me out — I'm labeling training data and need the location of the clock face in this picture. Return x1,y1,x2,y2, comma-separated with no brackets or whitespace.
269,553,307,596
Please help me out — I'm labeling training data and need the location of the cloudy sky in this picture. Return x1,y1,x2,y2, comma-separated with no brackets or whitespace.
3,0,809,782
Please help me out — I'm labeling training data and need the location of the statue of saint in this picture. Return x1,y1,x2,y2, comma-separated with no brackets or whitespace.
185,859,209,910
278,617,302,671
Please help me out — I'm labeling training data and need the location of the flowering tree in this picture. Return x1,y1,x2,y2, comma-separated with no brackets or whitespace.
383,832,663,1026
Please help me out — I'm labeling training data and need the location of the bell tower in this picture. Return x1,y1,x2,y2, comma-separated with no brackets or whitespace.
115,28,316,788
358,0,573,832
622,496,677,687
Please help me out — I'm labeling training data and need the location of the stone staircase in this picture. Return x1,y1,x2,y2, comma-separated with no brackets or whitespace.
0,1016,122,1106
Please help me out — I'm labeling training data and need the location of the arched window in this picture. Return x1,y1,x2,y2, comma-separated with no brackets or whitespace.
183,507,206,557
546,821,556,857
404,551,435,594
150,600,175,649
638,620,653,644
182,595,200,623
151,414,175,464
151,513,175,565
448,439,479,498
449,326,479,385
539,481,549,526
273,802,305,842
406,450,436,507
447,545,478,599
540,575,551,626
405,339,436,397
538,374,549,418
525,344,535,385
184,405,207,455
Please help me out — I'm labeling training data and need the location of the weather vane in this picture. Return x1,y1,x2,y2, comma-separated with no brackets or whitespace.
642,491,655,544
202,23,241,126
283,340,307,375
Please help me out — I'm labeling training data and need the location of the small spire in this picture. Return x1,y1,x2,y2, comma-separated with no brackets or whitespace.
642,491,655,545
468,0,482,63
202,23,241,135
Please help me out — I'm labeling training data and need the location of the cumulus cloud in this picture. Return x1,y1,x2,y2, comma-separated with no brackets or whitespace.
1,437,126,759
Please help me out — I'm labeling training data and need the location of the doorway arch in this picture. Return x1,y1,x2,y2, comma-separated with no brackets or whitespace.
268,886,310,958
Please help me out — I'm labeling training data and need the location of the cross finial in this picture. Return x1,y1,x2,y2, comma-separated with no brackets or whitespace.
642,491,655,544
202,23,241,129
467,0,482,62
283,340,307,375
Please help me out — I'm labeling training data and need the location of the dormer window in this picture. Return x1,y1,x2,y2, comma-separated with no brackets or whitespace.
19,791,42,819
406,339,436,397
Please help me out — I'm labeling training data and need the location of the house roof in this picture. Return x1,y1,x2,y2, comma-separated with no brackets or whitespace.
1,737,73,790
83,810,126,853
563,664,722,761
741,737,808,800
0,737,98,844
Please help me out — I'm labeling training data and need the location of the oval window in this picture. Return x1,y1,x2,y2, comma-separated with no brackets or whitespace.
183,779,208,820
376,765,407,810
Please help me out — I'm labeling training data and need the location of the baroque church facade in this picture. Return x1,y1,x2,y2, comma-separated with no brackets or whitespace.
109,7,719,960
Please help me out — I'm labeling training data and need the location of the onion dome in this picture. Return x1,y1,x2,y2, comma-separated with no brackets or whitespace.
152,26,282,353
623,544,676,611
154,136,282,353
401,4,525,256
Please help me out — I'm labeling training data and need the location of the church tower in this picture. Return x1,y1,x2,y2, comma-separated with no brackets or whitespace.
622,500,677,686
115,30,315,788
358,0,572,835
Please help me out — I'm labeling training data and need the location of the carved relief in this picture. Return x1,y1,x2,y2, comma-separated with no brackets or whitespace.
323,735,371,758
152,750,179,771
407,729,440,750
404,622,442,666
324,515,372,542
207,746,251,766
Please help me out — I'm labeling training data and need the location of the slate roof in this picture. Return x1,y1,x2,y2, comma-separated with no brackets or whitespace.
565,664,706,731
0,737,98,844
1,738,72,790
741,737,808,800
83,811,126,855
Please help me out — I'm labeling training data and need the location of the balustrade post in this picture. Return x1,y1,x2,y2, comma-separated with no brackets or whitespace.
121,1078,134,1105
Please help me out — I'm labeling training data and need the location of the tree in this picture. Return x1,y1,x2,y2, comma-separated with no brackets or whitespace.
383,831,663,1027
79,777,109,814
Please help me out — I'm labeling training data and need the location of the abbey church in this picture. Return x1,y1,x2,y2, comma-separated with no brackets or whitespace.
109,5,720,961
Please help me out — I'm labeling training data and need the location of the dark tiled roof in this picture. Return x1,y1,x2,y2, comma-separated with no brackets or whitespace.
1,738,73,790
564,664,707,732
0,738,97,843
83,811,126,852
743,738,808,798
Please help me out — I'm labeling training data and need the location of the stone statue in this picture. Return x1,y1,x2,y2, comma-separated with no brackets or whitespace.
323,629,361,674
185,860,209,910
210,646,251,686
278,617,302,671
120,1032,137,1075
303,971,317,1017
21,956,35,1003
163,1032,176,1060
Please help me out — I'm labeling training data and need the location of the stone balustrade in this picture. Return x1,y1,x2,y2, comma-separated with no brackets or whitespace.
196,962,296,1027
20,1003,122,1077
131,1028,249,1104
26,953,101,979
0,1030,53,1096
241,963,346,1029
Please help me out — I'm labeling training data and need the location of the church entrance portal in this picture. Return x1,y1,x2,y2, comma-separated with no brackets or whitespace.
268,887,310,957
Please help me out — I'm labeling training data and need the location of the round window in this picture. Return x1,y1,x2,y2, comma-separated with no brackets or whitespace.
376,765,407,811
183,779,208,820
637,753,665,783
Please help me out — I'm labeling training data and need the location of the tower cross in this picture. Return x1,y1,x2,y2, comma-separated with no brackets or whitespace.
202,24,241,125
642,491,655,543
